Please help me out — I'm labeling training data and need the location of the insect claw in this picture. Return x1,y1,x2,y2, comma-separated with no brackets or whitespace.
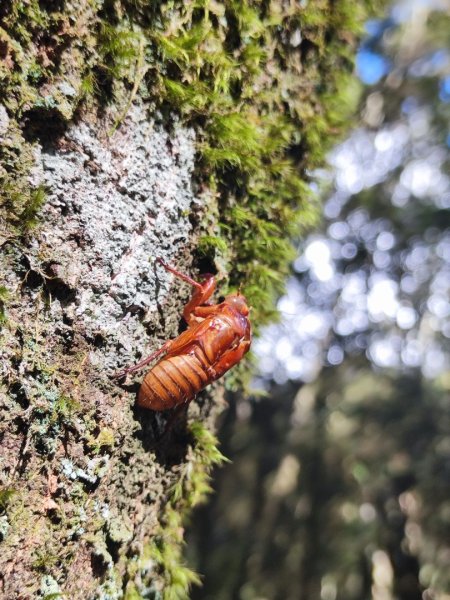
155,256,204,290
113,369,128,380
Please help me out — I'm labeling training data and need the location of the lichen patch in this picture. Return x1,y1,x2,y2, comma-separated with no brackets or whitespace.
0,102,206,599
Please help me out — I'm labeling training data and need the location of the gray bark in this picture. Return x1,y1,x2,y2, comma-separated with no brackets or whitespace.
0,102,218,599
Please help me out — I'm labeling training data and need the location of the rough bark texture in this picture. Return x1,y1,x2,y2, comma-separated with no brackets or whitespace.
0,102,221,598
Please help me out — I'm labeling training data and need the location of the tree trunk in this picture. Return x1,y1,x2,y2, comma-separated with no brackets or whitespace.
0,0,385,597
1,96,218,597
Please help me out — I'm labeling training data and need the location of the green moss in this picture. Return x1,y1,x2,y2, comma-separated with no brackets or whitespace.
0,1,92,114
25,390,81,455
143,507,202,600
19,185,47,230
32,548,60,572
0,114,42,233
50,394,80,425
0,1,97,235
123,583,145,600
87,427,116,454
197,235,228,256
125,422,228,597
0,487,17,512
0,285,9,325
170,422,229,507
96,22,144,90
158,424,228,596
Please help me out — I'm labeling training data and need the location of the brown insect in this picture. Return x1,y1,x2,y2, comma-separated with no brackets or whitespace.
117,258,251,411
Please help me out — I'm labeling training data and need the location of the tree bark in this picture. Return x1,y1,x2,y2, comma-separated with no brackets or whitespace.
0,100,222,598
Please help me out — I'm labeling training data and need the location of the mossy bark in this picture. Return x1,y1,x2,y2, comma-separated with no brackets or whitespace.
1,1,386,598
0,102,216,599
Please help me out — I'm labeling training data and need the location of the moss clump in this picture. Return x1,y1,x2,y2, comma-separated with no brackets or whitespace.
0,486,16,512
0,113,45,233
95,23,145,91
87,427,115,454
170,422,229,507
124,422,228,598
17,184,47,230
0,1,96,233
143,506,202,600
0,285,9,325
0,1,95,116
49,394,80,426
22,388,81,456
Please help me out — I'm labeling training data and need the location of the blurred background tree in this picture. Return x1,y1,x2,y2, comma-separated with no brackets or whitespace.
186,1,450,599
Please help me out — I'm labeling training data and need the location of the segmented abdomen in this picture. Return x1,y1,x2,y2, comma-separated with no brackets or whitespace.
137,348,212,411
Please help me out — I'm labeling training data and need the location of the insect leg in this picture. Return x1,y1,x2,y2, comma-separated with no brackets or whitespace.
156,257,204,290
191,304,221,318
182,278,217,324
211,336,251,380
114,340,172,379
156,258,217,324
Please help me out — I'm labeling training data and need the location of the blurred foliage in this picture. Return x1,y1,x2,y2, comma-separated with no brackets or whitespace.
187,2,450,600
188,369,449,600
